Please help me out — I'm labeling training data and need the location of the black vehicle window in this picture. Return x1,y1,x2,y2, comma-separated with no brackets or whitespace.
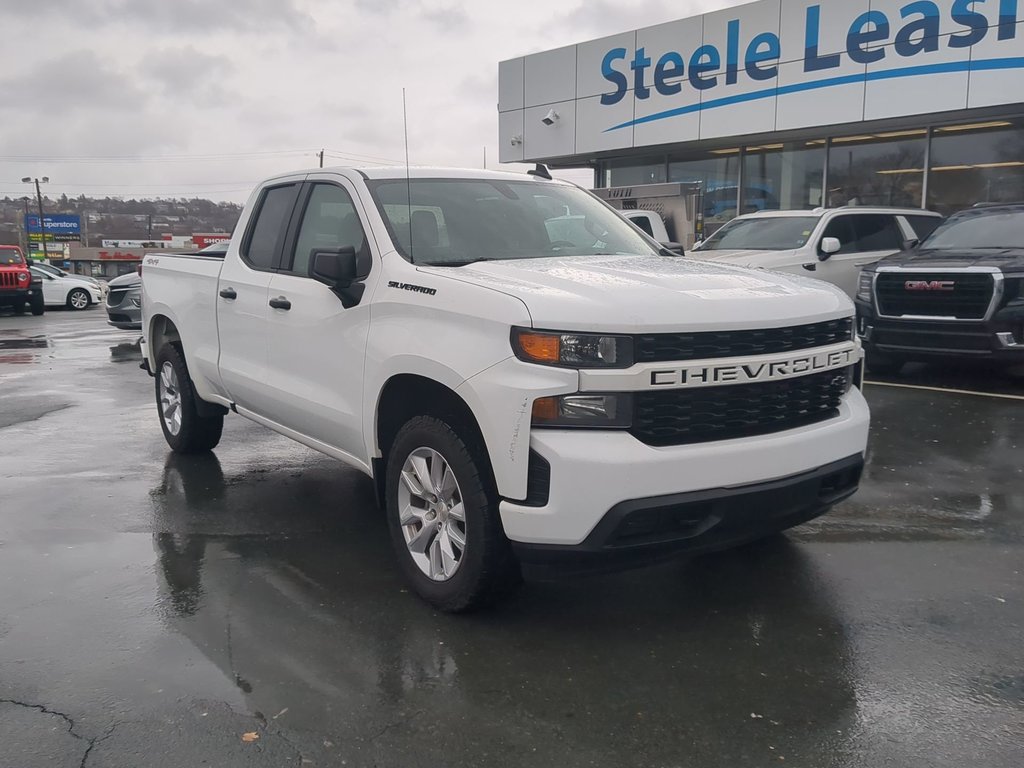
242,184,297,270
630,216,654,237
903,215,943,241
289,184,368,276
822,214,902,253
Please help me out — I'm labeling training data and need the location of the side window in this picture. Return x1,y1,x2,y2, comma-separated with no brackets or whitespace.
820,216,856,253
242,184,298,270
904,215,943,241
848,215,903,252
290,184,368,276
630,215,655,237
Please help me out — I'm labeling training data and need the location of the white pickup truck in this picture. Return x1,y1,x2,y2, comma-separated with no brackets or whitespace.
141,166,869,611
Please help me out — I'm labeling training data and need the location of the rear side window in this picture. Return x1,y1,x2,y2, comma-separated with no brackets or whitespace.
629,215,655,237
242,184,298,270
903,214,943,241
822,214,902,253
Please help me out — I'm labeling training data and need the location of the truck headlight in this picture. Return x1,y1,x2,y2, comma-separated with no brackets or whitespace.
532,393,632,428
512,328,633,368
856,271,874,303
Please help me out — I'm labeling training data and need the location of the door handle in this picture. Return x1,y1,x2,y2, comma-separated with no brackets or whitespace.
269,296,291,310
219,287,237,300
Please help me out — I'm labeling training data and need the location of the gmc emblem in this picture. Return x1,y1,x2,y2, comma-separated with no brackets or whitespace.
905,280,955,291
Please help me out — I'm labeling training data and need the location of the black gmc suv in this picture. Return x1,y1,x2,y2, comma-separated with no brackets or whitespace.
854,204,1024,374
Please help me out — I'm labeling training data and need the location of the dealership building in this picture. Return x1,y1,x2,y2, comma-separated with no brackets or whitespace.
498,0,1024,243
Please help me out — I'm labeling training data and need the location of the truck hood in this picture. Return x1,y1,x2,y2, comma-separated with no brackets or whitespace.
688,248,801,269
421,254,851,333
872,248,1024,271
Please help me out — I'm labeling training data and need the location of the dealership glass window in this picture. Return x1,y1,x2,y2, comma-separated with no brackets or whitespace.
603,157,667,187
826,131,927,208
742,141,825,213
926,120,1024,215
668,150,741,231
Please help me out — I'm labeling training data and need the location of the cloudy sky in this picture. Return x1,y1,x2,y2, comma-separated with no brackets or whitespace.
0,0,742,203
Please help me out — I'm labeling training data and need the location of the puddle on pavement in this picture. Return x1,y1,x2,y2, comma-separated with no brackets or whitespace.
0,338,48,350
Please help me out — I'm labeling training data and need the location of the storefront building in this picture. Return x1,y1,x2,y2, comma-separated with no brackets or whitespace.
498,0,1024,237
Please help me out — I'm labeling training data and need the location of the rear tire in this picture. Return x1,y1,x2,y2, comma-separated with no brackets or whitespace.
155,343,223,454
67,288,90,310
865,351,905,376
385,416,520,612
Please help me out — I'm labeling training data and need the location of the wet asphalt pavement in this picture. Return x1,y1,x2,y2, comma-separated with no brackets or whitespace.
0,310,1022,768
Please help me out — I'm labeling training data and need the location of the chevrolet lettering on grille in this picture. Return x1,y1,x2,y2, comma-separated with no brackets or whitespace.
904,280,955,291
649,346,857,388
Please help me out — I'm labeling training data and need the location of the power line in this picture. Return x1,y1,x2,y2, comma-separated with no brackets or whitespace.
0,149,318,164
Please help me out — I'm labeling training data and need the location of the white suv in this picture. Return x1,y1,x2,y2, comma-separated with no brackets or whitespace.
690,207,943,299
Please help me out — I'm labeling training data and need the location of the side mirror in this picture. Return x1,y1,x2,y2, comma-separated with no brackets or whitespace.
659,241,685,256
902,237,919,251
309,246,371,308
819,237,841,260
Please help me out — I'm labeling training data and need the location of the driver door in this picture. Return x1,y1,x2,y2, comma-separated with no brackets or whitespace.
815,214,904,298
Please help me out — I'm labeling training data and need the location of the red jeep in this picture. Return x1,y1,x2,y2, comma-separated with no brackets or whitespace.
0,245,44,316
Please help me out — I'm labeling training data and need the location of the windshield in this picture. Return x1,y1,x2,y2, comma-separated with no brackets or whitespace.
366,178,660,266
1,249,25,266
921,209,1023,250
697,216,821,251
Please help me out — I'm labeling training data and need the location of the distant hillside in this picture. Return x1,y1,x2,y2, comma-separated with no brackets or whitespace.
0,194,243,248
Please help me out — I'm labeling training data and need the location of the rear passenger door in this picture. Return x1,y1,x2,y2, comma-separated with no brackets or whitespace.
816,213,904,298
217,182,301,413
262,179,376,466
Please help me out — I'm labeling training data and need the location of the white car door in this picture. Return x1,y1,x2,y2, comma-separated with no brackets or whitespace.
37,272,62,304
262,178,375,464
813,213,905,299
216,181,302,414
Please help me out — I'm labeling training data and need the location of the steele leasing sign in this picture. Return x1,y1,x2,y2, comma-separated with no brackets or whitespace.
599,0,1019,131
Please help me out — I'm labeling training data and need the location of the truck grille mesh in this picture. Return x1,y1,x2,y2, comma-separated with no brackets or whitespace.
875,272,994,319
1,272,19,289
631,369,849,447
634,318,852,363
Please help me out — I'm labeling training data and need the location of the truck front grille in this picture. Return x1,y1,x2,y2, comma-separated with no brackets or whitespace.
634,318,852,363
631,369,849,447
106,289,129,307
1,272,19,289
875,272,994,320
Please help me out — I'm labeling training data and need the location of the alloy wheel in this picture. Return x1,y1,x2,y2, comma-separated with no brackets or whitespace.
397,447,467,581
159,362,183,436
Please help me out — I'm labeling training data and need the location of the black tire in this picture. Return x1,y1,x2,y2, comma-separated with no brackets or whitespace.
30,294,44,316
66,288,90,310
385,415,520,612
865,351,905,376
155,343,224,454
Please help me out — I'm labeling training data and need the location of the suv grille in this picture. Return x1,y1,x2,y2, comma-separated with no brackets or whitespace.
1,272,20,289
107,288,129,307
875,272,994,320
635,318,852,363
631,369,849,447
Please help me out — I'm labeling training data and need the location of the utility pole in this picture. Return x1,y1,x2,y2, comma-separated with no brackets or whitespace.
318,149,324,168
20,197,30,254
147,214,153,240
22,177,49,261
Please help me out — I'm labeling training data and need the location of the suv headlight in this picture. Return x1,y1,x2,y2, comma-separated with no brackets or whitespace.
856,271,874,303
512,328,634,368
532,393,632,428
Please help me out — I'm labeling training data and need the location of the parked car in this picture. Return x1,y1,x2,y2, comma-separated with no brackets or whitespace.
33,262,107,297
141,166,868,612
855,203,1024,374
689,207,944,299
28,265,104,310
0,245,44,315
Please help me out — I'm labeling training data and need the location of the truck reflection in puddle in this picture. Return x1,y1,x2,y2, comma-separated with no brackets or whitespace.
148,452,858,765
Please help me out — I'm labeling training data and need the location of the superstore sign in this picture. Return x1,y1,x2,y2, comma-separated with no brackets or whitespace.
599,0,1021,131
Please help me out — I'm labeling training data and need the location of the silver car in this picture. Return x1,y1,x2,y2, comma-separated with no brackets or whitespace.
105,271,142,329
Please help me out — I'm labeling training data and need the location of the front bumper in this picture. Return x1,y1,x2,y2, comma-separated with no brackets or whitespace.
499,387,870,548
0,287,34,306
855,299,1024,362
106,289,142,330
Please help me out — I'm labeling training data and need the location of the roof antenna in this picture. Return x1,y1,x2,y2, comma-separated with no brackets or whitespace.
403,88,414,264
528,163,552,180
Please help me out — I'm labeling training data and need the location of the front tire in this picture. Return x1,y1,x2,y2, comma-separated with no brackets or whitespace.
155,344,223,454
386,416,520,612
67,288,90,310
30,294,44,316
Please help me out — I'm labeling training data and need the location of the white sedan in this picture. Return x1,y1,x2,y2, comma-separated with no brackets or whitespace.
29,265,104,310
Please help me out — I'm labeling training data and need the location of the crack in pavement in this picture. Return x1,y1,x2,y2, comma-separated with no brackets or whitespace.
0,697,113,768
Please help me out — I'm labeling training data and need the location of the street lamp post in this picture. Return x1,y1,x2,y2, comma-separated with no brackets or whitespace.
22,176,49,261
20,196,31,255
